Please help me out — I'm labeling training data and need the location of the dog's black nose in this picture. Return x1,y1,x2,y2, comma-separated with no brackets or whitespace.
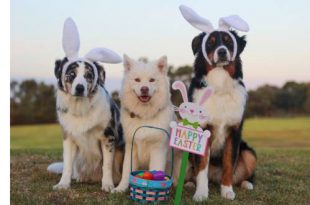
75,84,85,95
218,48,227,58
141,86,149,94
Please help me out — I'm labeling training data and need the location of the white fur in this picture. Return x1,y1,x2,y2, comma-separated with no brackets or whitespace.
53,86,115,191
70,63,88,97
221,185,236,200
112,55,174,193
192,67,247,200
47,162,63,174
241,180,254,190
101,140,115,192
213,45,231,65
57,87,111,137
53,138,77,190
193,149,210,202
193,67,247,154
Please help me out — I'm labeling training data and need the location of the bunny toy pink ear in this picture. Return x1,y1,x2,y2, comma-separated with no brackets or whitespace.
172,81,188,102
199,87,213,105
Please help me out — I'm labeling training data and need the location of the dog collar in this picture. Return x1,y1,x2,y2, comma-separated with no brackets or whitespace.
124,107,141,119
200,79,208,88
124,106,166,120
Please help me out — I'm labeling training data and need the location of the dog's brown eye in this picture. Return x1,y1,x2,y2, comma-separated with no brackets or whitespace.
149,78,155,82
85,72,93,79
65,71,76,82
223,35,231,44
134,78,141,82
69,72,75,78
208,37,216,46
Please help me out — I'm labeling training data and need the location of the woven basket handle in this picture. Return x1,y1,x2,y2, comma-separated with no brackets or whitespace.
130,125,174,176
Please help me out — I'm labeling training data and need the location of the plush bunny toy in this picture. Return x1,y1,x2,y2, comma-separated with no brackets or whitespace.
61,18,122,92
171,81,212,130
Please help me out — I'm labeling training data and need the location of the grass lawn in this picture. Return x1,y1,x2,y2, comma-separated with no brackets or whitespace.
11,117,310,204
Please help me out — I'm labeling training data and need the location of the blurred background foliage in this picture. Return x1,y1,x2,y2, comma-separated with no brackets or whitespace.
10,64,310,125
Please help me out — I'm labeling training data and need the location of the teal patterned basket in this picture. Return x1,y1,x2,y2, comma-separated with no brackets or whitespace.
129,126,174,203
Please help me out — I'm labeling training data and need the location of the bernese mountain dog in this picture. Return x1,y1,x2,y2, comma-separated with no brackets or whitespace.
188,30,257,200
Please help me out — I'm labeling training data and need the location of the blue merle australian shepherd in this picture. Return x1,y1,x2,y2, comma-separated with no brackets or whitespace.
179,5,257,201
48,18,124,192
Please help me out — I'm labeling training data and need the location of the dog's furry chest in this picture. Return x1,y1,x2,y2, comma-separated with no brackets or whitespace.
193,80,246,127
192,79,247,153
56,89,111,139
121,106,173,166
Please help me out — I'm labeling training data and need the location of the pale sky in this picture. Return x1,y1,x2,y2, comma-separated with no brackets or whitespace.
11,0,310,91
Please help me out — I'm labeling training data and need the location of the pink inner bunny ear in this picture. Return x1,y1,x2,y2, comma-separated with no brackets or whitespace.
172,81,188,102
199,88,213,105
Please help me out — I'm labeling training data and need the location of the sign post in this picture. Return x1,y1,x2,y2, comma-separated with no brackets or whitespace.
169,122,210,205
174,151,189,205
169,80,212,204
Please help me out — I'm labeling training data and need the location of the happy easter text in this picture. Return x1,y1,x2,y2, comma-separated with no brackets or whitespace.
170,126,205,153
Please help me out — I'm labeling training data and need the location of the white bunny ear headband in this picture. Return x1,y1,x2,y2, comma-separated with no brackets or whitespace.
61,18,122,91
179,5,249,65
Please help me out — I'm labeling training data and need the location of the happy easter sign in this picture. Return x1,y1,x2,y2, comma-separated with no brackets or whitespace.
170,80,213,204
169,123,210,156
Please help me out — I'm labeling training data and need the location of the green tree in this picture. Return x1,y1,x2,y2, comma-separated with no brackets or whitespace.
10,80,56,125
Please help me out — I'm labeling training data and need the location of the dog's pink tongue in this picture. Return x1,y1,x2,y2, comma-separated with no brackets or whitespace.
139,96,151,102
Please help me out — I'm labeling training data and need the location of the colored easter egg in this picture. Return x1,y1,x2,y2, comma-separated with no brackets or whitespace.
135,172,144,178
143,171,153,180
152,171,165,180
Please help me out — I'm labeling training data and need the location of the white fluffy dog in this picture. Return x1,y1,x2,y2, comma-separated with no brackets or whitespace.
112,55,174,193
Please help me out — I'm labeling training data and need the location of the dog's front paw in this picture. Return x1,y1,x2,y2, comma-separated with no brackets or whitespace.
102,181,115,192
221,185,235,200
193,189,208,201
111,185,128,193
53,183,70,190
241,180,254,190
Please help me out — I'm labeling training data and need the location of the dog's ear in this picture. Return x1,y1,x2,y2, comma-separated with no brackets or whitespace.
191,33,205,55
54,58,67,89
94,62,105,86
237,35,247,54
123,54,134,74
157,56,167,74
54,59,62,79
231,31,247,55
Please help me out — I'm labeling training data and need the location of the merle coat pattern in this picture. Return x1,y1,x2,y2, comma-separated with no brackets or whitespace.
52,57,124,192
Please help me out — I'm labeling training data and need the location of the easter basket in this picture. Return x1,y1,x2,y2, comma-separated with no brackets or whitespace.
129,126,174,203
